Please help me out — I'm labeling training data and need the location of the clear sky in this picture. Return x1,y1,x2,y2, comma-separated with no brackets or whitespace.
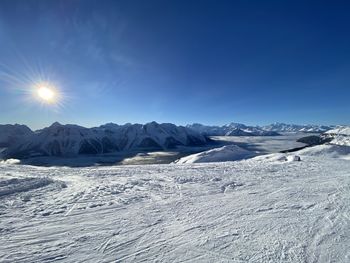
0,0,349,129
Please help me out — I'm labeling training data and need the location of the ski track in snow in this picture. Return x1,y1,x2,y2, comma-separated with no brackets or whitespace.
0,157,350,262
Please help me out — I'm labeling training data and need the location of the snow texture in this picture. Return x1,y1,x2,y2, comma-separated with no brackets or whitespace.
174,145,256,164
1,152,350,262
322,126,350,146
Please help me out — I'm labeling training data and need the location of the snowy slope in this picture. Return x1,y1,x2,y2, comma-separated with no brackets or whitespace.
322,126,350,146
1,156,350,262
296,144,350,160
251,153,301,163
174,145,256,164
4,122,208,158
0,124,33,147
325,126,350,135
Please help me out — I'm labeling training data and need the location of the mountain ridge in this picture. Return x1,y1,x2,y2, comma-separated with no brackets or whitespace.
2,122,209,158
187,122,335,136
0,121,343,159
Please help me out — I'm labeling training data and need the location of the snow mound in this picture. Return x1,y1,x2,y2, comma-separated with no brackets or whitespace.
0,177,54,197
296,144,350,160
252,153,301,163
174,145,256,164
331,136,350,146
0,158,21,165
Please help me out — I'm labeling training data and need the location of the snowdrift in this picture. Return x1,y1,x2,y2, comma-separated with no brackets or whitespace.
0,177,54,197
174,145,256,164
251,153,301,163
296,144,350,160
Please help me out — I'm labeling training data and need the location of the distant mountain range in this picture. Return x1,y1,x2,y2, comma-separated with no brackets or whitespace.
262,123,334,133
187,122,334,136
0,121,338,158
1,122,208,158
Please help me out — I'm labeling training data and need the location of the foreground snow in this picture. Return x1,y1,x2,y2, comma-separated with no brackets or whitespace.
1,153,350,262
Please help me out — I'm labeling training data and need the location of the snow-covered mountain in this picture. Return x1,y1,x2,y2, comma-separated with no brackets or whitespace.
262,122,334,133
3,122,208,158
187,122,334,136
291,126,350,160
322,126,350,146
187,123,280,136
0,124,33,147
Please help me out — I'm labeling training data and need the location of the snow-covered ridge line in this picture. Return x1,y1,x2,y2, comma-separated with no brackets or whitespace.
322,126,350,146
2,121,209,158
325,126,350,136
0,124,33,147
0,122,344,159
187,122,335,136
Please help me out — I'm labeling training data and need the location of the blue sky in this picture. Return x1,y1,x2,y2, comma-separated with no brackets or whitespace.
0,0,349,129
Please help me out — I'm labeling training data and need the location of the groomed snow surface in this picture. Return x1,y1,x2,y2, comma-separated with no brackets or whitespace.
1,148,350,262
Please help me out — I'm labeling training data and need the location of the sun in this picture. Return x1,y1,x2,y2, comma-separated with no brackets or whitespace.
36,86,56,103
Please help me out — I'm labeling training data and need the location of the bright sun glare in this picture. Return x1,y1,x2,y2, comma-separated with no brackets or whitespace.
37,86,56,103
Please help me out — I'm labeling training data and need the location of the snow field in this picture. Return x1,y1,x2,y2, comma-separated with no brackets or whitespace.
0,154,350,262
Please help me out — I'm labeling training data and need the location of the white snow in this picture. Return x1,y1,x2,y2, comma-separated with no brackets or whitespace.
173,145,256,164
325,126,350,136
323,126,350,146
262,123,333,133
0,177,54,197
0,158,21,165
252,153,301,163
297,144,350,160
1,149,350,262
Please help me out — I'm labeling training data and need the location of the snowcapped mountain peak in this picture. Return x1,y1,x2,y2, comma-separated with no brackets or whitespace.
3,122,208,158
262,123,334,133
49,121,63,128
0,124,33,147
187,123,280,136
225,122,248,129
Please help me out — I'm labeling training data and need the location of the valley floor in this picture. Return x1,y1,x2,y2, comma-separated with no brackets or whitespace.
1,156,350,262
